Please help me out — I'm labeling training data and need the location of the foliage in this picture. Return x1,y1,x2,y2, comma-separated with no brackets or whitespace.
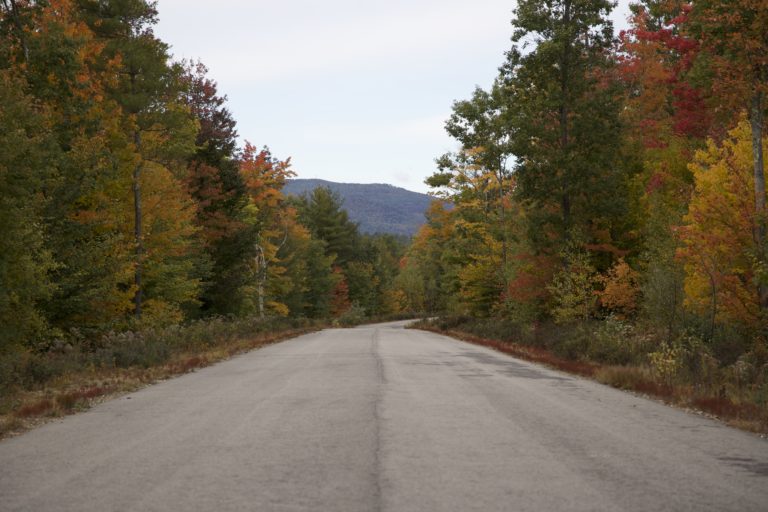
598,259,641,318
0,0,404,363
678,120,763,329
500,0,629,253
0,70,56,350
547,243,598,324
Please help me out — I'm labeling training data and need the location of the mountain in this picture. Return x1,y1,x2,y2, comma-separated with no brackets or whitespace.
283,179,434,236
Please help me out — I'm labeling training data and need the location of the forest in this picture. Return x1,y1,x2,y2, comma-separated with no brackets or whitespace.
1,0,767,432
399,0,768,430
0,0,408,426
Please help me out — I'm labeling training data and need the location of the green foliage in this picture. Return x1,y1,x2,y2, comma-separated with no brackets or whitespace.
588,315,647,365
547,244,598,323
501,0,629,250
0,70,56,350
294,187,361,267
335,302,367,327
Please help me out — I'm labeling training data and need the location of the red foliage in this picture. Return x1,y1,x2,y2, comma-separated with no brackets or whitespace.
619,4,712,142
330,268,351,317
15,399,54,418
503,253,554,305
645,172,667,194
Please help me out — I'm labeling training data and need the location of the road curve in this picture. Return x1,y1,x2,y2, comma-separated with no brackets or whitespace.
1,321,767,511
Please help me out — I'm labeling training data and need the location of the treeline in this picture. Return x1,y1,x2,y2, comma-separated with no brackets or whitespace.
0,0,404,353
394,0,767,418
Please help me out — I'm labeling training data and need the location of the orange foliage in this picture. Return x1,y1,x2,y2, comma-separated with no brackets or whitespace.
240,142,295,208
598,258,641,318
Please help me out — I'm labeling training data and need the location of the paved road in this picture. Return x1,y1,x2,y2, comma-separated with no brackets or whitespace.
1,322,767,511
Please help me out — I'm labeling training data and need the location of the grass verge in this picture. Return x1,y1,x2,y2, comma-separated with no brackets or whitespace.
0,317,322,440
414,320,768,436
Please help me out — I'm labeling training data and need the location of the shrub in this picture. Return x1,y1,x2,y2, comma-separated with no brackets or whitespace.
336,302,367,327
649,341,685,385
598,259,640,318
95,331,171,369
547,245,598,323
586,315,639,365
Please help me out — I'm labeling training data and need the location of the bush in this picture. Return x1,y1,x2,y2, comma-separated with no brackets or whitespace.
586,315,642,365
95,331,171,369
335,302,367,327
649,341,685,385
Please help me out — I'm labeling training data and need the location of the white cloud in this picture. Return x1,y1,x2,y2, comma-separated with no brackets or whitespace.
291,113,450,146
156,1,512,84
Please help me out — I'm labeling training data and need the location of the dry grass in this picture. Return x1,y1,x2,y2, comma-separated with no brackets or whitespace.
595,366,673,398
15,398,54,418
691,397,764,424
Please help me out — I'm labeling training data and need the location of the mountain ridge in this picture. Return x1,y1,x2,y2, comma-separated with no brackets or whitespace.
283,179,433,236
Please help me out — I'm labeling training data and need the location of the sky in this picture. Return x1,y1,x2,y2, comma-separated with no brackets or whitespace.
155,1,632,193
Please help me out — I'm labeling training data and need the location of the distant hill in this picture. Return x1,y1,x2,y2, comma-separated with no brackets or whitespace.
283,179,434,236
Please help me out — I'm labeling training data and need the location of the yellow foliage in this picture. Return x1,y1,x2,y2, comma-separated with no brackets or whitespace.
266,301,290,317
140,299,184,328
677,120,762,326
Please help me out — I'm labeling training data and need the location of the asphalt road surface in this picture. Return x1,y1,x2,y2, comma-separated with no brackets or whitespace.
2,321,767,511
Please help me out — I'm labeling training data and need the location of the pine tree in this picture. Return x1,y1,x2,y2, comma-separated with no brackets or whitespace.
78,0,199,321
0,70,56,349
500,0,628,255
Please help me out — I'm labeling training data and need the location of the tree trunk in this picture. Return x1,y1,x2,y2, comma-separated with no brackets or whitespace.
133,129,143,320
749,90,768,310
257,280,265,319
255,244,266,319
2,0,29,62
560,0,572,235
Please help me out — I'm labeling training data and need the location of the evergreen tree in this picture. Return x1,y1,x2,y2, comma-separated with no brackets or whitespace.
181,61,251,316
0,70,56,349
294,187,362,268
500,0,629,257
78,0,199,321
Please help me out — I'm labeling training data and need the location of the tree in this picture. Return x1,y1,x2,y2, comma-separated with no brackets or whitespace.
1,0,141,330
295,187,361,268
617,1,706,333
0,70,56,349
78,0,198,320
395,201,461,314
240,142,295,318
598,258,641,318
274,216,337,318
547,241,598,323
181,60,250,316
678,120,764,331
429,84,513,255
499,0,627,254
688,0,768,310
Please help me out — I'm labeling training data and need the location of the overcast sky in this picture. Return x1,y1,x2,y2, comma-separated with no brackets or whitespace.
155,1,632,193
